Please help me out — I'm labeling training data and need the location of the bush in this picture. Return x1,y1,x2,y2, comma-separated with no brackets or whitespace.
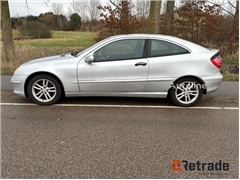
19,20,52,38
69,13,81,31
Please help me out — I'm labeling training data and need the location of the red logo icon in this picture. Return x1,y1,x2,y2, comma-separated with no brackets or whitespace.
172,159,182,171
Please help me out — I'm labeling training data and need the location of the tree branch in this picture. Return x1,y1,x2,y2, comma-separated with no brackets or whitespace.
207,0,234,16
25,0,50,14
42,0,50,6
25,0,30,14
109,0,121,10
227,0,236,9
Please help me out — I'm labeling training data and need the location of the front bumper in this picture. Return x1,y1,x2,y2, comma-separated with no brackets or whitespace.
10,75,28,97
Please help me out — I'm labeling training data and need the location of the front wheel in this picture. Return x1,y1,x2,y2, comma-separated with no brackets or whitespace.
170,78,203,107
27,75,62,105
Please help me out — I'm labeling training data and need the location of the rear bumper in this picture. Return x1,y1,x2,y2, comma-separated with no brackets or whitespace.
10,75,28,97
202,74,223,94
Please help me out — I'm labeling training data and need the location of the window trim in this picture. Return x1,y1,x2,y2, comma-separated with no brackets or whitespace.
147,39,191,58
93,39,148,63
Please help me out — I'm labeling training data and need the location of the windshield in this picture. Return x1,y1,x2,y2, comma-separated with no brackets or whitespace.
76,37,112,57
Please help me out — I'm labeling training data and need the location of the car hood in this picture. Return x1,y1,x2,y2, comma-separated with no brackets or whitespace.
25,54,75,64
14,53,79,76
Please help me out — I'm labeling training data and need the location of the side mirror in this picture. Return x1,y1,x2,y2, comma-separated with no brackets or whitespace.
85,55,94,64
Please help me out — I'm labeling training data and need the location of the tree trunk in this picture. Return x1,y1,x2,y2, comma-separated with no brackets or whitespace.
165,0,174,35
121,1,130,34
1,1,15,62
148,0,161,33
235,0,239,18
154,1,161,33
229,0,239,52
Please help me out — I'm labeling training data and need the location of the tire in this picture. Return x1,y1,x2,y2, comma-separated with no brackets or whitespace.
170,78,203,107
27,74,62,105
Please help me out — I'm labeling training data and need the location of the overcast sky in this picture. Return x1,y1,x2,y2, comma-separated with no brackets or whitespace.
8,0,110,17
9,0,75,17
8,0,237,17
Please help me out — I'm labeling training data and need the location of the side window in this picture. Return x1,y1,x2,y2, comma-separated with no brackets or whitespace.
94,39,145,62
149,40,189,57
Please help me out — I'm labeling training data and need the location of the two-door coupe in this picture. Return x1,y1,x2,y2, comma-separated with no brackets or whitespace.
11,34,223,106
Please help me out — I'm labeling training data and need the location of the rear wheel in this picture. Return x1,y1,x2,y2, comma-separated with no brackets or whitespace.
27,75,62,105
170,78,203,107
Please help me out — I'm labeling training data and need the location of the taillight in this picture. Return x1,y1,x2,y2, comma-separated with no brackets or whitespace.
211,56,222,69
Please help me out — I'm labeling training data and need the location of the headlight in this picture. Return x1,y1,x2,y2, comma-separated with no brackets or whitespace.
14,68,19,75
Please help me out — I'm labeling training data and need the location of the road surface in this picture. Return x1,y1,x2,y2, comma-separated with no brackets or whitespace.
1,75,239,178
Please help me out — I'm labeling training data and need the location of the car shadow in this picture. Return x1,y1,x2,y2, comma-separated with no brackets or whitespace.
60,96,174,106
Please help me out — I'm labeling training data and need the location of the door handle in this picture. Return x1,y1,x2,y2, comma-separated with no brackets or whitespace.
135,62,147,66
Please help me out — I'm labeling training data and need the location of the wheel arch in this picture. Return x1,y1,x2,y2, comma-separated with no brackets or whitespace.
24,72,65,98
168,75,207,95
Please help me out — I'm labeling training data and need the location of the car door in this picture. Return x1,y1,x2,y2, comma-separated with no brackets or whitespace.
145,39,191,92
78,39,148,92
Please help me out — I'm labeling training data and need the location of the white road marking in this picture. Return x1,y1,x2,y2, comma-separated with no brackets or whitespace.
223,107,239,110
0,102,238,110
187,106,222,110
1,103,37,106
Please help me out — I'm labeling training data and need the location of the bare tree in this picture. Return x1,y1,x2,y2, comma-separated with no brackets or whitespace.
1,1,15,61
109,0,126,8
108,0,135,14
230,0,239,50
51,3,64,15
1,0,51,62
154,1,161,33
68,0,101,21
165,0,175,35
234,0,239,17
68,0,86,20
85,0,101,20
207,0,235,16
148,0,161,33
70,0,82,13
24,0,50,14
134,0,150,18
205,0,238,51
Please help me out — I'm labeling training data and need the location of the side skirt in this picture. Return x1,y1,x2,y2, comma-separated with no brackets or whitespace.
65,92,168,98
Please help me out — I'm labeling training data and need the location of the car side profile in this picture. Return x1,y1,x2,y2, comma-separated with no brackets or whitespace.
11,34,223,107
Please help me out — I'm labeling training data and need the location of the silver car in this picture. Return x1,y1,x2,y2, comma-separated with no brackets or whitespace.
11,34,223,106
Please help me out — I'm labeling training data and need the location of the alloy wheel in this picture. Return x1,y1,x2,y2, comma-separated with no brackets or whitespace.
32,79,57,102
175,81,199,105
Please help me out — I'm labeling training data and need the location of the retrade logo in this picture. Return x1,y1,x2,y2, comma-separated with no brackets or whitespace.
172,159,229,172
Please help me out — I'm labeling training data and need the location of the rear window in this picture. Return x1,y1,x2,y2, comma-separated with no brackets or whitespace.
148,40,190,57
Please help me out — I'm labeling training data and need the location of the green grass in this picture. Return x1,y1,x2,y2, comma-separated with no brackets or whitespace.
223,73,239,81
14,31,97,49
1,68,12,75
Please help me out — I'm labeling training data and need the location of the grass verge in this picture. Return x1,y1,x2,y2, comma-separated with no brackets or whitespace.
1,31,97,73
13,31,97,48
223,73,239,81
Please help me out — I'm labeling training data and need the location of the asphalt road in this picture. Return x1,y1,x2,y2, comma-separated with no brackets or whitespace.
1,75,239,178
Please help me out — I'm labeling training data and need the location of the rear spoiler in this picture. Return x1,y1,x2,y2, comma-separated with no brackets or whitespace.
209,49,220,59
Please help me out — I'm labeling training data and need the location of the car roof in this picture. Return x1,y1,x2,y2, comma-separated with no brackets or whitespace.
107,34,208,52
108,34,172,39
107,34,194,46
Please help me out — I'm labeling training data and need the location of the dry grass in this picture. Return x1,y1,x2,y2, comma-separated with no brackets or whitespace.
0,29,29,40
223,72,239,81
1,30,97,74
1,46,83,74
